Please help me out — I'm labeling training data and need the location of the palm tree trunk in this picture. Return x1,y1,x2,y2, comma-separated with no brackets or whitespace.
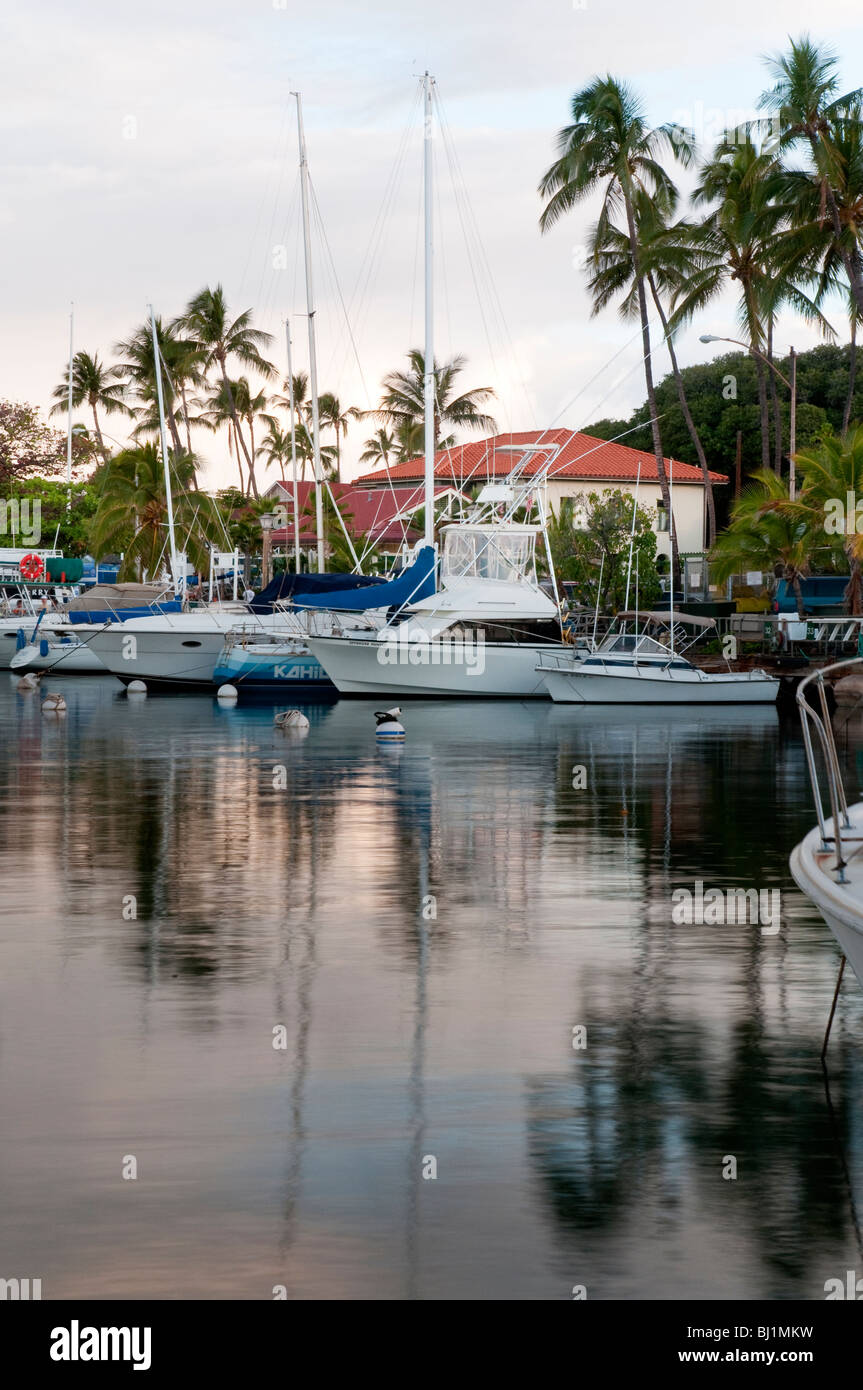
91,401,109,461
229,424,244,495
219,363,259,499
623,192,679,586
649,275,716,547
752,352,771,471
335,423,341,484
845,551,863,616
844,317,858,436
790,568,805,621
180,382,193,454
766,321,783,473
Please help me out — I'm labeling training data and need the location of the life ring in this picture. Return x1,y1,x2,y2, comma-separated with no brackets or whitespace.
19,553,45,581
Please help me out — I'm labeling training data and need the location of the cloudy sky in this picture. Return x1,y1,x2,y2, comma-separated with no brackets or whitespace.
2,0,861,488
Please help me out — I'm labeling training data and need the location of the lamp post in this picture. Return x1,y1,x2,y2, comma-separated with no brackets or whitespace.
699,333,797,498
259,511,277,590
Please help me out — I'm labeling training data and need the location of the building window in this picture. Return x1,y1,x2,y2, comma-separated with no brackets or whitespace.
657,507,669,532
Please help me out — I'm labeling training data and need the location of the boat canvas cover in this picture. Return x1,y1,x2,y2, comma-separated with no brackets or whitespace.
254,545,437,613
66,583,182,623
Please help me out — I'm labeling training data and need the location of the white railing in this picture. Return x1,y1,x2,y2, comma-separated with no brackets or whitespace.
796,659,863,883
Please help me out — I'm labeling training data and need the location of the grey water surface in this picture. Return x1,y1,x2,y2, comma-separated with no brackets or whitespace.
1,674,862,1300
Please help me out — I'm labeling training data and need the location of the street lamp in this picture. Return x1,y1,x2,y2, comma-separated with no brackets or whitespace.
699,332,797,497
259,511,278,590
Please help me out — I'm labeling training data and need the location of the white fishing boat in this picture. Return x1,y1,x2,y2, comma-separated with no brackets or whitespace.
306,520,574,697
537,611,780,705
791,659,863,992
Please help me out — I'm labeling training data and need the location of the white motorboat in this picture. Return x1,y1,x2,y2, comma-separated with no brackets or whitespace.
10,632,104,674
306,522,578,698
791,659,863,992
537,611,779,705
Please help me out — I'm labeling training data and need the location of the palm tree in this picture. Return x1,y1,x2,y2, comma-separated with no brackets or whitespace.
710,469,815,619
317,393,361,483
50,351,132,459
89,444,224,582
359,428,397,468
114,317,194,460
760,35,863,317
675,138,828,472
587,201,719,545
177,285,275,499
258,419,291,485
373,350,496,450
795,426,863,613
539,76,694,583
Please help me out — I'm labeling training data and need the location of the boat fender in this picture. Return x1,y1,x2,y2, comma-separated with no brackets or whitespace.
40,638,49,657
375,707,405,741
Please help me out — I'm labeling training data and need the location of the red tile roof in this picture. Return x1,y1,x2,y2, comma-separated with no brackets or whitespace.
353,429,727,488
267,481,461,547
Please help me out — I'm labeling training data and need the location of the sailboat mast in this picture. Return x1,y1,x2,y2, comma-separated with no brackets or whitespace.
294,92,326,574
285,318,301,572
149,304,180,595
669,462,674,660
66,305,74,513
423,72,435,546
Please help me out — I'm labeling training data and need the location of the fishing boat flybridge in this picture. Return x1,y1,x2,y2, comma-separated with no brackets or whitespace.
537,611,780,705
791,659,863,994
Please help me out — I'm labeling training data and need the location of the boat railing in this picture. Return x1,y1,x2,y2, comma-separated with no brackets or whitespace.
796,658,863,881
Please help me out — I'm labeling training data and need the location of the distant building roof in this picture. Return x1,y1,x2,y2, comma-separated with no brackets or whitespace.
266,480,464,547
353,429,727,488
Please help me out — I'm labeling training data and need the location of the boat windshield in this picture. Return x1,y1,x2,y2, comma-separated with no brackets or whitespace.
441,529,536,584
599,633,671,657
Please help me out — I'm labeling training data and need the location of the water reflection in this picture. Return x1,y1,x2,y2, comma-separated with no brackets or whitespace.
1,680,862,1298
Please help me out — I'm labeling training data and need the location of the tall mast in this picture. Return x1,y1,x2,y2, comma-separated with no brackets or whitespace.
149,304,180,595
66,305,74,513
285,318,301,572
423,73,435,546
294,92,326,573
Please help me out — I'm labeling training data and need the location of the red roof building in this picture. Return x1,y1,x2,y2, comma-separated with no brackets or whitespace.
264,480,466,551
354,428,726,488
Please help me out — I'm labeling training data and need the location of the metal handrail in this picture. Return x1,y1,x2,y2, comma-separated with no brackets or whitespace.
796,658,863,882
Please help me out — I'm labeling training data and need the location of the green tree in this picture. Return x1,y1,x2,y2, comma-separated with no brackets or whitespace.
89,444,223,582
539,75,694,583
177,285,275,500
760,35,863,317
710,469,816,619
50,351,132,459
373,350,496,450
545,489,661,611
795,426,863,612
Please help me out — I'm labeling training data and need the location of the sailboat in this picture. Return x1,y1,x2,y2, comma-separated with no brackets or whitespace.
306,76,575,699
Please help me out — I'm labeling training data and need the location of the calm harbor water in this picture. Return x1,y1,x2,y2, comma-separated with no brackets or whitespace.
2,674,863,1300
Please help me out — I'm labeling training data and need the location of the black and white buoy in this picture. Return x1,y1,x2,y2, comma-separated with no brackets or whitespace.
275,709,310,732
374,707,405,742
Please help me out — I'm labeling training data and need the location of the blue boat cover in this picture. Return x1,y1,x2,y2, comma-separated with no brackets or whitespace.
251,546,436,613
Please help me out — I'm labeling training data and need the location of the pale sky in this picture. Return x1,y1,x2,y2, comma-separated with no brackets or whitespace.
2,0,862,488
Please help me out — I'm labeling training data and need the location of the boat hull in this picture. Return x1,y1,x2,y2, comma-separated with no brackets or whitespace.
306,635,563,697
790,824,863,991
213,645,334,692
10,640,104,674
83,615,289,687
540,663,779,704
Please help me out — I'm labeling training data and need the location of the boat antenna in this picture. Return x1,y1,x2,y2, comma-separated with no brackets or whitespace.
66,303,74,513
669,460,675,661
423,73,435,549
149,303,181,597
294,91,326,574
623,460,642,621
285,318,302,572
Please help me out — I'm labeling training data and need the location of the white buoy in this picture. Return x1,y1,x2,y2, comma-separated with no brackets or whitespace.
274,709,310,731
127,680,147,695
217,683,238,701
41,691,67,715
16,672,40,692
374,707,405,741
